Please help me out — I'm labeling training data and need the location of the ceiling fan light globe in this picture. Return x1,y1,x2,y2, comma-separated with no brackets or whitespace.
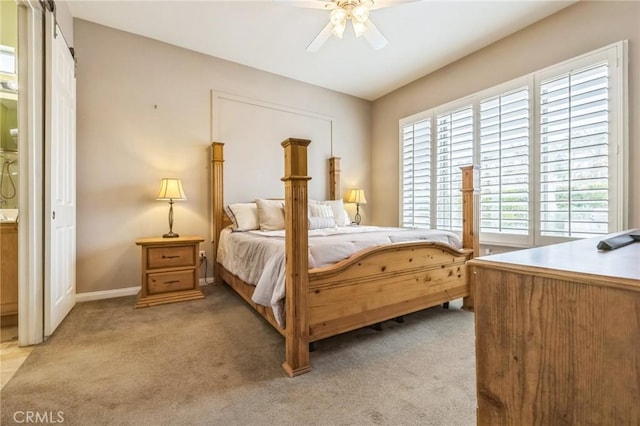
330,8,347,25
352,5,369,23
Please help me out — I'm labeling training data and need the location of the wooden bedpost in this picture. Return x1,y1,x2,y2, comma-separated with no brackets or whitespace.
281,138,312,377
329,157,341,200
211,142,224,285
461,164,479,310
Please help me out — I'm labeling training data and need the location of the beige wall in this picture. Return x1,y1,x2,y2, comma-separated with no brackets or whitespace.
371,0,640,229
74,20,370,293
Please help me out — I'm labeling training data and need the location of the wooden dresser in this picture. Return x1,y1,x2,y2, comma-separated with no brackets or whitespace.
469,233,640,425
135,236,205,308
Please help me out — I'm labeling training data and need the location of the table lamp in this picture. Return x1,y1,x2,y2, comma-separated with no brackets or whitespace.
347,189,367,225
156,178,186,238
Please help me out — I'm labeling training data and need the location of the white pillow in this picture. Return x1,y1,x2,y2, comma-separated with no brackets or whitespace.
316,199,351,226
226,203,259,231
308,203,336,230
309,216,337,230
309,204,334,218
256,199,285,231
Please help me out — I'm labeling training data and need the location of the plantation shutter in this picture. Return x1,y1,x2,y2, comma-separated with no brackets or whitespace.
401,119,431,228
436,106,473,231
539,62,609,237
480,88,530,236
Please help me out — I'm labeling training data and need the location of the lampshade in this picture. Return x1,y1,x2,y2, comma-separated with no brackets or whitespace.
347,189,367,205
156,178,186,201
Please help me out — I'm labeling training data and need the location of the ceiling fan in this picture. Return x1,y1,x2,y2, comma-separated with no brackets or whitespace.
281,0,415,52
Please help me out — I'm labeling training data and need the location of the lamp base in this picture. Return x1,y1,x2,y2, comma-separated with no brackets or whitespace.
162,232,180,238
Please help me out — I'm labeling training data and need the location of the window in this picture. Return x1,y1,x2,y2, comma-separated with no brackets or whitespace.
480,88,530,239
401,119,431,228
539,63,610,238
435,107,473,231
399,41,628,247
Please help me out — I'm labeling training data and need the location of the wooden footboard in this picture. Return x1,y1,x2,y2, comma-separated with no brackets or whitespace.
218,243,471,343
308,242,472,341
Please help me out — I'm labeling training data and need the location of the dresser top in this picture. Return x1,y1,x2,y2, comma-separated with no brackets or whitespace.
469,231,640,290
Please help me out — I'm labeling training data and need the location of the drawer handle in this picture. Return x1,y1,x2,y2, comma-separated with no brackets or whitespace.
162,255,180,259
163,280,180,285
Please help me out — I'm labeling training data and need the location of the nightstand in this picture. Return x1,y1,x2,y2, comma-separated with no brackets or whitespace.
135,236,205,308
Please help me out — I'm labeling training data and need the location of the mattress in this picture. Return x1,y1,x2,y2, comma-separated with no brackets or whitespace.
217,226,462,327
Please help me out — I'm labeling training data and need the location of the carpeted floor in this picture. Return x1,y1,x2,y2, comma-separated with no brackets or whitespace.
0,284,476,425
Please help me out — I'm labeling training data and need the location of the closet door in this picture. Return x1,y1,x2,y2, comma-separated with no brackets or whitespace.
44,20,76,337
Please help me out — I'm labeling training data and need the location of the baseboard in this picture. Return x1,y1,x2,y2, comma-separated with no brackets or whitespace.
76,280,213,303
75,286,140,303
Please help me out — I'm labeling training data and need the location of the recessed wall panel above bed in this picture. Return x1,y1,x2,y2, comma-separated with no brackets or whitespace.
212,92,332,203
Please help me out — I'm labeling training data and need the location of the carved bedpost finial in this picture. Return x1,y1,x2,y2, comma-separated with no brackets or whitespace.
281,138,311,181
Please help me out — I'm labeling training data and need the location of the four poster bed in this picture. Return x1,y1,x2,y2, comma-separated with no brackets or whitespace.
211,139,479,377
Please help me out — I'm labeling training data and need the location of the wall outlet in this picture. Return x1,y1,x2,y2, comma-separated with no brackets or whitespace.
199,250,206,259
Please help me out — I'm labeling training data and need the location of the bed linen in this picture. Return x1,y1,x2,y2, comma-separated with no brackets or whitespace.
217,226,462,327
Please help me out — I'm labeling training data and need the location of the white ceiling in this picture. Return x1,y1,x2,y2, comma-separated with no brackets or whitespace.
66,0,576,101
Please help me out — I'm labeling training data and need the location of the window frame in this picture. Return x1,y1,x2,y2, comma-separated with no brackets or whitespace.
475,77,534,247
398,40,628,248
534,43,627,246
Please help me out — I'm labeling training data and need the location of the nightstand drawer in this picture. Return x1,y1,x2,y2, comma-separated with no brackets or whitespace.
147,245,195,269
147,270,196,295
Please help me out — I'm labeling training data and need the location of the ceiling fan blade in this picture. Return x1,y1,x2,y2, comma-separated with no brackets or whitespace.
362,20,388,50
273,0,337,10
306,22,334,52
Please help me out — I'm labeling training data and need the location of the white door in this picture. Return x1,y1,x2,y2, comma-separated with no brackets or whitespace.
44,22,76,336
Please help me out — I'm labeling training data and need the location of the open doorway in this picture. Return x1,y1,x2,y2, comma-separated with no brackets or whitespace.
0,0,35,390
2,0,76,355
